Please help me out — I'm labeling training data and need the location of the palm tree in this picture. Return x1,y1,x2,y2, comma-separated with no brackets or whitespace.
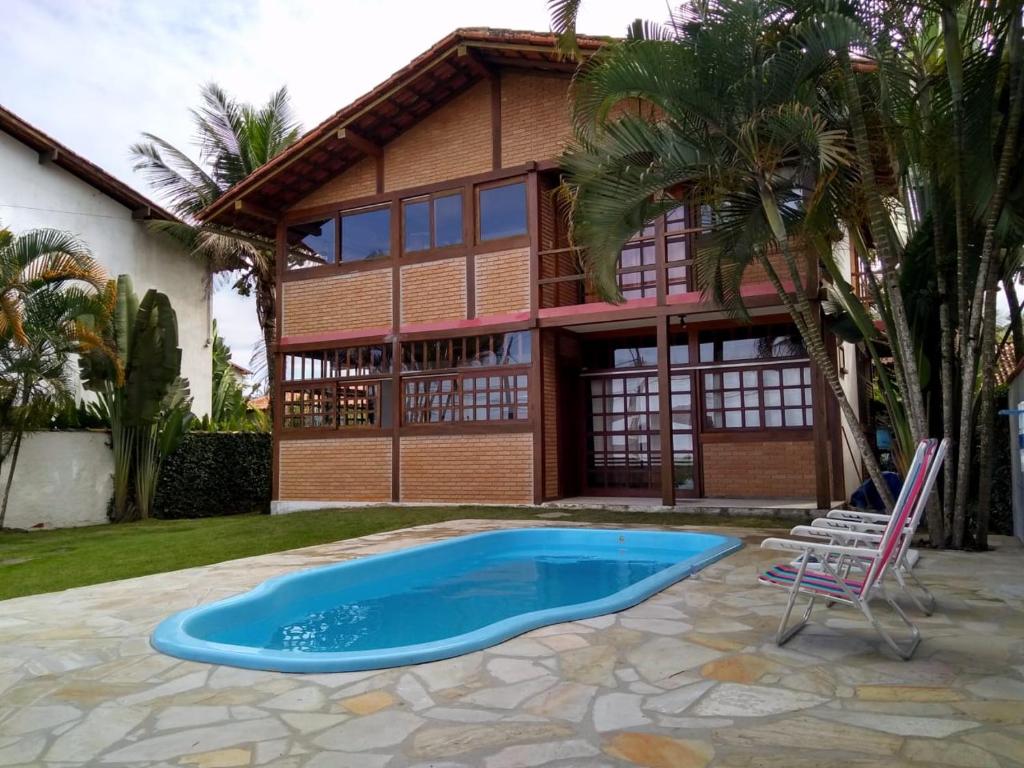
0,226,112,526
0,226,107,346
554,0,895,507
130,84,301,417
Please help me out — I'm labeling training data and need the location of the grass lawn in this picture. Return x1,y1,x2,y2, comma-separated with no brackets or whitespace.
0,506,781,601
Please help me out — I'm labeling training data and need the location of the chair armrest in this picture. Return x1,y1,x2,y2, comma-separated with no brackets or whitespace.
790,526,883,543
760,537,880,559
827,509,891,523
810,518,888,535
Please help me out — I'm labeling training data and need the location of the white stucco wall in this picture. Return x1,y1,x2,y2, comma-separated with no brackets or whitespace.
0,431,112,529
0,129,211,416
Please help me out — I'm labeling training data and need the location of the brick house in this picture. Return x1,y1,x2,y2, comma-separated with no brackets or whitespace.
201,28,863,511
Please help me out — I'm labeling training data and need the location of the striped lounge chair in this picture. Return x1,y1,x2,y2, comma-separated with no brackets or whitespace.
758,439,946,659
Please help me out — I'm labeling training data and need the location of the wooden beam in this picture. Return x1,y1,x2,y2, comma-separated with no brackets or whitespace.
131,206,152,220
38,148,58,165
337,127,381,157
233,199,277,222
657,316,676,506
490,73,501,170
457,45,496,78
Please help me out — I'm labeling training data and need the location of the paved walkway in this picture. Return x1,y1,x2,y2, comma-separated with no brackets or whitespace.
0,519,1022,767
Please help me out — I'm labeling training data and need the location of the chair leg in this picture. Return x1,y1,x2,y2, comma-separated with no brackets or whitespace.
900,564,936,616
776,554,816,646
858,591,922,660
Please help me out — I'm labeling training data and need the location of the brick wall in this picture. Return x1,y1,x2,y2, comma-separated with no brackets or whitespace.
501,73,573,167
542,334,559,499
742,238,815,287
289,157,377,212
701,438,816,498
400,258,466,324
282,269,392,336
384,81,492,191
278,438,392,501
475,247,530,316
400,433,533,503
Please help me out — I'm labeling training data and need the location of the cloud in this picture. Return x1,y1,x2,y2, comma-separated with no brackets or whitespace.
0,0,671,361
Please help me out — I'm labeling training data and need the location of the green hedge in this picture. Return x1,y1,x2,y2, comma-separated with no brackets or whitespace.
154,432,271,519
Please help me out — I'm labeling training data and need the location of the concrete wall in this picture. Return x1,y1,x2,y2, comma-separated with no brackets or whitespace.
0,130,212,416
0,431,112,529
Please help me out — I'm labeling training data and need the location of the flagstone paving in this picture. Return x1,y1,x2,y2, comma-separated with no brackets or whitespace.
0,518,1022,767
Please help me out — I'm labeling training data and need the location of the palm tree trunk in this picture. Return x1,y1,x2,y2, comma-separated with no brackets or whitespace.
255,276,276,426
0,429,24,529
841,61,929,448
974,272,998,550
952,16,1023,547
937,251,956,544
1003,275,1024,358
757,188,893,509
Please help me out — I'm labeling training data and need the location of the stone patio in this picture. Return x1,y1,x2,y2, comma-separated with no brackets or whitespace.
0,519,1022,767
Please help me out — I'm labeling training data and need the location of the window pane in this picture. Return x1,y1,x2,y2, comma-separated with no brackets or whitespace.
435,193,463,247
287,218,334,269
342,207,390,261
403,199,430,252
479,182,527,240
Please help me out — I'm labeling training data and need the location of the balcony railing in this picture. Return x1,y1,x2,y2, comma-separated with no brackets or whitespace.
537,246,695,309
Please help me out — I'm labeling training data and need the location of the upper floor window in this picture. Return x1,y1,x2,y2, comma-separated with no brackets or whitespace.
286,218,336,270
699,326,806,363
402,331,531,372
403,191,463,253
478,181,527,241
341,205,390,261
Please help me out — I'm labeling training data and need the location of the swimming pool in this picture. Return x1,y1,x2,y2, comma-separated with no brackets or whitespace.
152,527,741,672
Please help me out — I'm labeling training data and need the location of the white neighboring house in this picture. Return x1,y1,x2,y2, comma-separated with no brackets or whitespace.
0,105,212,529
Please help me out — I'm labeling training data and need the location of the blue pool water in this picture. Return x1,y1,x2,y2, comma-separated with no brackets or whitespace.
152,528,741,672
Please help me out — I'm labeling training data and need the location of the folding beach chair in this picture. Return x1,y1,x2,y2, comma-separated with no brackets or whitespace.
792,439,949,615
757,439,945,659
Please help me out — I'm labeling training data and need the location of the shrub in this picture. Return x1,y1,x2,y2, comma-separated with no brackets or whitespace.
154,432,270,518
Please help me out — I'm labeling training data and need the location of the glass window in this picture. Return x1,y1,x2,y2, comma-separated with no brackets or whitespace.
286,218,335,270
703,364,813,430
699,326,807,363
435,193,463,247
479,181,527,241
341,206,390,261
401,332,531,372
403,199,430,252
402,192,463,253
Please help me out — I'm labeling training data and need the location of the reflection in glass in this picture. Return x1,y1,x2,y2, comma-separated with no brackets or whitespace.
403,199,430,252
435,194,463,247
342,207,390,261
479,182,527,240
287,218,335,269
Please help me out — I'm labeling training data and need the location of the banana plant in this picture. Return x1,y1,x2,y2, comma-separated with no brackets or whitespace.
79,275,193,521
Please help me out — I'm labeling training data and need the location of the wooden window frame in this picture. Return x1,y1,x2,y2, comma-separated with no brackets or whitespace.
701,361,813,433
339,202,392,264
284,216,339,272
402,366,530,426
475,176,530,249
400,188,465,257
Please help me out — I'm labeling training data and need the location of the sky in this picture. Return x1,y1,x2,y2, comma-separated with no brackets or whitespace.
0,0,670,372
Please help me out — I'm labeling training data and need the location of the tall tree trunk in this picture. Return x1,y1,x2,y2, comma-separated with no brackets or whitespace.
255,273,276,426
937,250,957,544
842,63,929,453
974,271,999,550
1003,275,1024,357
952,15,1023,547
840,61,936,541
0,429,23,529
757,187,894,509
